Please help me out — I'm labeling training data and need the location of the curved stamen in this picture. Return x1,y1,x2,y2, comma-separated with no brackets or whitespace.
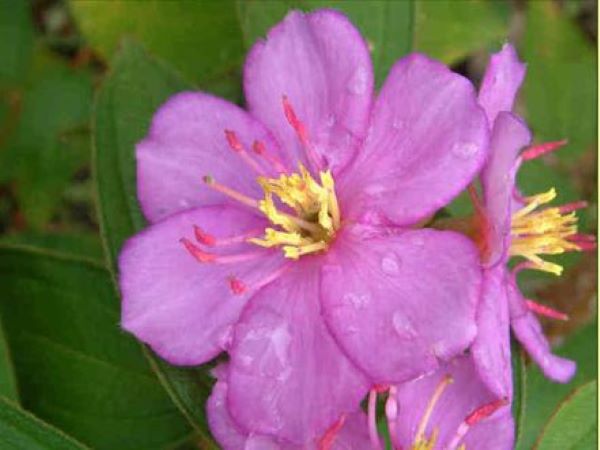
180,238,265,265
224,129,266,175
526,299,569,321
203,176,259,208
318,415,346,450
282,95,323,172
446,398,508,450
520,139,568,161
253,140,289,174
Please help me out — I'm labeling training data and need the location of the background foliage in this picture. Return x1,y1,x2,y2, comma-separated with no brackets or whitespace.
0,0,596,448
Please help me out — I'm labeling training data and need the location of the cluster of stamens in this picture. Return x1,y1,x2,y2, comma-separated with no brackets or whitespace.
510,187,588,276
248,165,340,259
179,96,342,295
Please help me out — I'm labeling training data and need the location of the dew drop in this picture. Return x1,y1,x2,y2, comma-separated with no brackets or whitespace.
392,311,416,339
343,292,370,309
392,117,407,131
451,142,479,159
347,66,369,95
411,235,425,248
178,198,191,208
325,114,336,128
381,253,401,275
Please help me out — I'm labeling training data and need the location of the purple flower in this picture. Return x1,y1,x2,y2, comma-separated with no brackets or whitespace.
118,10,488,445
381,355,513,450
470,44,596,385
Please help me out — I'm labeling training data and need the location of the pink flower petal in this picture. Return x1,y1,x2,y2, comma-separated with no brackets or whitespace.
506,278,576,383
244,10,373,173
393,356,513,450
119,205,283,365
136,92,282,222
227,260,369,445
339,54,488,226
471,267,513,399
321,228,480,384
481,112,531,266
208,364,373,450
478,44,526,126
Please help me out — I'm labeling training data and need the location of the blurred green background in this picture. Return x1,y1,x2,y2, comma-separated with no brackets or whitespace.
0,0,596,449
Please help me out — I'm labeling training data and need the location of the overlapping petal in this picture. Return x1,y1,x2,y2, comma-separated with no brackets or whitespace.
339,53,488,226
227,260,369,445
478,43,526,127
244,10,374,173
506,278,576,383
321,228,480,384
471,267,512,399
136,92,281,222
119,205,283,365
208,366,373,450
393,356,513,450
481,112,531,265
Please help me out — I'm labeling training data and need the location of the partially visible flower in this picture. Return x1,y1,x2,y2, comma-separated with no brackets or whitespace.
366,356,513,450
119,9,488,445
470,44,596,386
207,364,374,450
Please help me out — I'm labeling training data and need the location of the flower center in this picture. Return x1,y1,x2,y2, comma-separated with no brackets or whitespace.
248,164,341,259
510,188,584,276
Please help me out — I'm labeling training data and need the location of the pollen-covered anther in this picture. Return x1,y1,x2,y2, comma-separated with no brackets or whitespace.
509,187,587,276
249,164,341,259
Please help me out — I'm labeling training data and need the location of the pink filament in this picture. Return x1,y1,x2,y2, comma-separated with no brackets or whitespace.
526,299,569,321
520,139,568,161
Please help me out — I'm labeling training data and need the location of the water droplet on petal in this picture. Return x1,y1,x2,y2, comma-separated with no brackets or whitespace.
432,341,447,358
347,66,369,95
392,311,416,339
325,114,336,128
392,118,407,131
381,253,401,275
411,235,425,248
217,325,234,349
451,142,479,159
343,292,370,309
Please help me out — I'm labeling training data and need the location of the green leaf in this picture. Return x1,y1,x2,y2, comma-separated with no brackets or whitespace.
1,51,93,229
0,0,34,87
413,0,509,64
69,0,244,87
0,233,103,261
236,0,414,86
512,343,527,445
94,40,216,444
535,381,597,450
0,397,88,450
0,319,18,403
0,246,192,449
516,321,598,450
522,1,597,161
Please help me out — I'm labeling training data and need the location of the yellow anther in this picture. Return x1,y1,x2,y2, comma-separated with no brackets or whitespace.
250,165,340,259
510,187,581,276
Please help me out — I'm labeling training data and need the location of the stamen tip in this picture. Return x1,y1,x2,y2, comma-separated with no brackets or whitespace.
228,277,247,295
